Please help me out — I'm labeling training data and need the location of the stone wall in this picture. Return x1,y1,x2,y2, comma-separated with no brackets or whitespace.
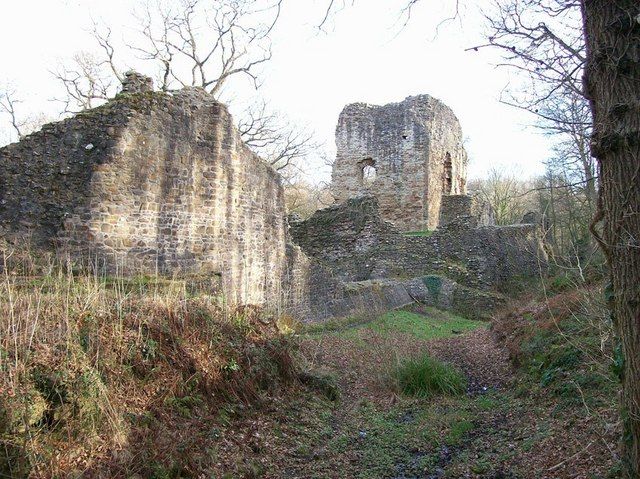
438,195,495,229
0,75,547,323
290,196,547,320
331,95,468,231
0,75,290,308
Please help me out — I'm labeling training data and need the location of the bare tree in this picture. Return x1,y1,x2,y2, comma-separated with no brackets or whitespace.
52,51,115,113
533,168,600,274
0,86,52,145
454,0,602,278
284,180,334,218
316,0,356,31
66,0,283,98
472,1,597,207
237,101,319,181
539,90,596,205
468,168,532,225
477,1,585,114
0,86,26,140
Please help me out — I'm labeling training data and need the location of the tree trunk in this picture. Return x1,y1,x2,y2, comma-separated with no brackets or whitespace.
582,1,640,476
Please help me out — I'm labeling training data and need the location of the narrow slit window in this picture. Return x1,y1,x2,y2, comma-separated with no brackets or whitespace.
443,153,452,194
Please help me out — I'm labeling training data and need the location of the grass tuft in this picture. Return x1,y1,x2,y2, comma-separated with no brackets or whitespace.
394,355,467,398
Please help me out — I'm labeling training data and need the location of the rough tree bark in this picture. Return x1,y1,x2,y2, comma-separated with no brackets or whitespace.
582,1,640,476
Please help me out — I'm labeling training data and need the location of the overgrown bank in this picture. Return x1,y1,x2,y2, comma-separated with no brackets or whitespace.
0,262,296,477
1,259,622,477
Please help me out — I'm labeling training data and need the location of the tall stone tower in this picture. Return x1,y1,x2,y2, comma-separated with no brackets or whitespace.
331,95,468,231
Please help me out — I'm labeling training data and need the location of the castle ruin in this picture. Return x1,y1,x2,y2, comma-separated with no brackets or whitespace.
331,95,468,231
0,73,295,307
0,79,546,322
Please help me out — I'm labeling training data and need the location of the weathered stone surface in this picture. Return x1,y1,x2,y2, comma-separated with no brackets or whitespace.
331,95,468,231
439,195,495,229
0,80,290,308
290,196,546,320
120,71,155,95
0,79,546,324
316,279,415,321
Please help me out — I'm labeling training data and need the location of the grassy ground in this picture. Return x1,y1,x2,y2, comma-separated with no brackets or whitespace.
303,308,484,340
1,257,621,478
209,293,620,478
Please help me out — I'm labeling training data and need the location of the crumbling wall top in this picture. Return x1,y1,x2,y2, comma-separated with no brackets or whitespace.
439,195,495,229
120,71,154,95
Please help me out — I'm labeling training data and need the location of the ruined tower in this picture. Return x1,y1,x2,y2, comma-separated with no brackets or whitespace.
331,95,468,231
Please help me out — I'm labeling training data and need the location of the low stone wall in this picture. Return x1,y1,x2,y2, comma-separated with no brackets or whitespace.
290,195,546,321
311,279,415,321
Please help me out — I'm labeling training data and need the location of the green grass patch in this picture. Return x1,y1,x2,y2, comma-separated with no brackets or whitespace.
300,308,483,340
403,230,434,237
323,401,473,479
446,418,474,445
360,309,484,340
395,355,467,398
473,392,503,411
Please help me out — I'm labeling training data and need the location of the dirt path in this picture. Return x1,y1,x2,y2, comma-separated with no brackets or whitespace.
211,308,618,479
428,328,514,394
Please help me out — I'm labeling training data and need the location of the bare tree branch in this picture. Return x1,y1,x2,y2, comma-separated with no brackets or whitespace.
0,86,52,144
0,87,26,140
54,0,283,110
238,101,320,182
317,0,356,31
92,23,124,83
52,52,114,113
126,0,280,97
471,0,586,118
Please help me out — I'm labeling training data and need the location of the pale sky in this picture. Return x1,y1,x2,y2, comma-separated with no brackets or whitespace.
0,0,552,182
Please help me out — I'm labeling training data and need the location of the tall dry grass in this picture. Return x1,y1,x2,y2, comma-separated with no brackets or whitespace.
0,248,295,477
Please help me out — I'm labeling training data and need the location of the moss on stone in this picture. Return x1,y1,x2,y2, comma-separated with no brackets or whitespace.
422,275,443,300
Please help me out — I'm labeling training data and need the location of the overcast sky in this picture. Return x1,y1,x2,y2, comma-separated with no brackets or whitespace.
0,0,552,182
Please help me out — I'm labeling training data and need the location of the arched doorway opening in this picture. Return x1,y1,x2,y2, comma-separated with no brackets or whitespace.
359,158,377,188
